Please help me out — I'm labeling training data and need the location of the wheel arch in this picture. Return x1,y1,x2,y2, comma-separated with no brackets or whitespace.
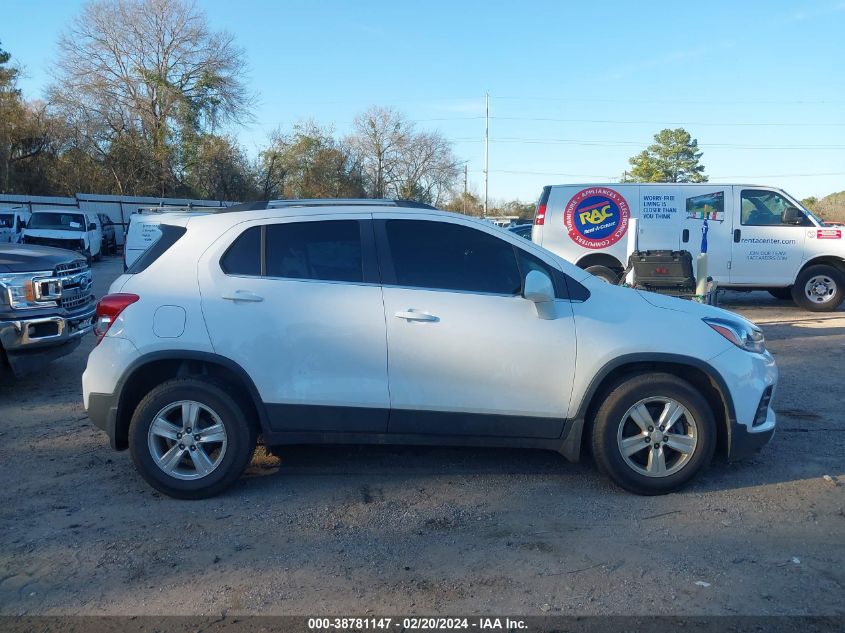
112,351,269,450
575,252,625,273
798,255,845,277
568,354,735,461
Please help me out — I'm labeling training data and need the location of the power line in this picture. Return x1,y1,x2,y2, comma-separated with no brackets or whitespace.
448,137,845,150
489,116,845,127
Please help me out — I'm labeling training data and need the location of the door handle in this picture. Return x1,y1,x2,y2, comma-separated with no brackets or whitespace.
733,229,741,243
394,309,439,322
222,290,264,302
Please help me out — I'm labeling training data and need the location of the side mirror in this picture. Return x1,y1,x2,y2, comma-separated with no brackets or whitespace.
523,269,555,319
782,207,804,225
88,222,97,231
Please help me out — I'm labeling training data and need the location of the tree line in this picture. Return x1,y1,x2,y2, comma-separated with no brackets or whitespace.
0,0,463,206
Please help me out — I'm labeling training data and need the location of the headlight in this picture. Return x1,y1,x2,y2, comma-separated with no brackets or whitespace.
0,271,57,309
703,317,766,353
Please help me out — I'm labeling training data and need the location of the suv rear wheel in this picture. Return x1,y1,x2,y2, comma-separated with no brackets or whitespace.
128,377,257,499
591,373,716,495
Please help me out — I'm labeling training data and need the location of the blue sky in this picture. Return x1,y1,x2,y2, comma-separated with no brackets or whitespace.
4,0,845,202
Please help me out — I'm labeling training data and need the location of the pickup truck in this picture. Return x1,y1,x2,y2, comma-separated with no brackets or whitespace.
0,243,95,377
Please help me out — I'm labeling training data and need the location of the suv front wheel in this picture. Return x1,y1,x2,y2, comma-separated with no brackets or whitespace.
591,373,716,495
128,377,257,499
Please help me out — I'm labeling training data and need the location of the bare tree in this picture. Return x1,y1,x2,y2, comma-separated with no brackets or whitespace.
348,107,408,198
348,107,460,204
50,0,253,195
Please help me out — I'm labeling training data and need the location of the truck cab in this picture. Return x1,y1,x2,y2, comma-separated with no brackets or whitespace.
22,209,103,263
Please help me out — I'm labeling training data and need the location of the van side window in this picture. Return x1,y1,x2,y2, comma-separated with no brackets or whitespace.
266,220,363,283
384,220,521,295
741,190,809,227
220,226,261,276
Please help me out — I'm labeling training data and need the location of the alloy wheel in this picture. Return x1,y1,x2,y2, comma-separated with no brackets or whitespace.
147,400,228,480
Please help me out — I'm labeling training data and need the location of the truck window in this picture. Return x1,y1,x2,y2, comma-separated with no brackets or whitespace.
741,190,809,227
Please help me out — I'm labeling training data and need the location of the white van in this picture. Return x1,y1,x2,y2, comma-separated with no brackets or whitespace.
22,209,103,263
532,183,844,311
124,207,218,269
0,207,31,243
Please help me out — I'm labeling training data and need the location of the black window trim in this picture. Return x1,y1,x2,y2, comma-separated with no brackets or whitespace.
218,218,379,285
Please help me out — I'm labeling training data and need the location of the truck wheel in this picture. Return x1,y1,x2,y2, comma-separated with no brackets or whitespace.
768,287,793,300
591,372,716,495
128,377,257,499
585,265,621,284
791,265,845,312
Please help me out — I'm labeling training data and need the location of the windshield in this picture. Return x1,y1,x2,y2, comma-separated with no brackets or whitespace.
28,212,86,231
0,214,12,229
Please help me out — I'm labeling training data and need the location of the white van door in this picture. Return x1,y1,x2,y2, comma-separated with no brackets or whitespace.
729,187,807,286
636,185,681,251
678,186,734,284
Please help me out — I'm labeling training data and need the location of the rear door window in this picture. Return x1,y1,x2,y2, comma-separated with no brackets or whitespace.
265,220,363,283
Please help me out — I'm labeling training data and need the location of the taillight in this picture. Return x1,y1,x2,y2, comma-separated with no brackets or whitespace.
534,203,546,226
94,293,139,343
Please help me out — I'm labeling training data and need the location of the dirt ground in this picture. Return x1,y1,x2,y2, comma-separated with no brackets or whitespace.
1,256,843,617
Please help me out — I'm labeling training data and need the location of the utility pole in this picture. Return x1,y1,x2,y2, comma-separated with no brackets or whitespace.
483,92,489,217
463,163,468,214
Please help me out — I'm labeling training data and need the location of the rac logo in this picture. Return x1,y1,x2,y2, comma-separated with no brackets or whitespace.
578,202,613,226
564,187,630,250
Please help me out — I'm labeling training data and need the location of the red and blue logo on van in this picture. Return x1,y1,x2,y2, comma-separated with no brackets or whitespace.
564,187,630,249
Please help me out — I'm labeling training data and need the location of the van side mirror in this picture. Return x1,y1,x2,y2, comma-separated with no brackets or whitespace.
88,222,97,231
523,269,556,319
782,207,805,225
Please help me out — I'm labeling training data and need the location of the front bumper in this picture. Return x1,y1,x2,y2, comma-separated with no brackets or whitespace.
708,345,778,461
0,306,95,376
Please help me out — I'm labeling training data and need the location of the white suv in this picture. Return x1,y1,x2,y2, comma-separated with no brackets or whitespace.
82,199,778,499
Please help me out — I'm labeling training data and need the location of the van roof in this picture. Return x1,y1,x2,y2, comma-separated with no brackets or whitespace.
547,182,772,189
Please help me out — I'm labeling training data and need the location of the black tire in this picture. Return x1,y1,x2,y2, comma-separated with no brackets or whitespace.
585,265,621,284
768,287,793,300
591,372,716,495
83,249,92,265
128,377,257,499
791,265,845,312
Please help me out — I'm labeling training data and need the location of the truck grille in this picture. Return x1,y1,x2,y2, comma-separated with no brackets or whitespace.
36,260,94,312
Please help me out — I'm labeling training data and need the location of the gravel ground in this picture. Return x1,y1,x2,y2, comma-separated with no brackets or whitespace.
1,256,843,616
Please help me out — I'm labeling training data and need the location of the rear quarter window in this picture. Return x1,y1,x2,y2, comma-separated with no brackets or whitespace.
126,224,187,274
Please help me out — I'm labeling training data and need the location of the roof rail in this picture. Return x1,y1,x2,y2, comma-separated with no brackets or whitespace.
219,199,439,213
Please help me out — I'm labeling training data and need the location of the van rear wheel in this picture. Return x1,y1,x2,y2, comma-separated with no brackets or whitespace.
791,264,845,312
591,373,716,495
585,265,621,284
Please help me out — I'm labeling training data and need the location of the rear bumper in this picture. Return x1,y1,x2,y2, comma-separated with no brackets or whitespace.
87,391,122,450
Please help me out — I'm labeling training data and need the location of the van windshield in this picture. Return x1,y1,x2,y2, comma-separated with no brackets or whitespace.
0,214,13,228
28,212,86,231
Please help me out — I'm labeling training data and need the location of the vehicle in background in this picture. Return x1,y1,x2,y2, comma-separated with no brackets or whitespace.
0,243,95,377
509,223,533,240
98,213,118,255
532,183,844,311
22,209,103,264
124,206,218,270
83,199,776,499
0,207,32,244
